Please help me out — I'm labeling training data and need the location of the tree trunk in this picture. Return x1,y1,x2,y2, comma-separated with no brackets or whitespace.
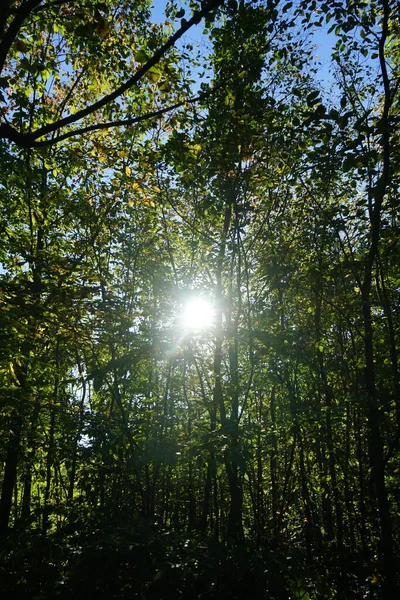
0,416,22,538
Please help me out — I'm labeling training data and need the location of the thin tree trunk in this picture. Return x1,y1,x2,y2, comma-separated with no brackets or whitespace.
42,405,56,534
68,357,87,501
0,416,22,538
359,2,398,594
270,387,279,544
20,401,41,524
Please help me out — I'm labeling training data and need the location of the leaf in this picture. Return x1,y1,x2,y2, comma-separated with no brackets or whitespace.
145,67,161,82
158,80,171,92
293,590,310,600
97,19,110,38
125,166,131,176
135,49,149,63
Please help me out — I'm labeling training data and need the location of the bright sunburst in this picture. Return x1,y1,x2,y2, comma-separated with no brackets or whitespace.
181,298,215,332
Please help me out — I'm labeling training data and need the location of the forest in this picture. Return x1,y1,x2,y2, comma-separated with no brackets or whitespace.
0,0,399,598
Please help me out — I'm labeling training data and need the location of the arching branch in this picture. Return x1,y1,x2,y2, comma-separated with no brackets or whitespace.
0,0,223,148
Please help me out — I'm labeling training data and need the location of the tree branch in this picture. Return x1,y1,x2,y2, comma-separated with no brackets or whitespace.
0,0,223,148
31,0,77,14
0,0,43,75
31,92,208,147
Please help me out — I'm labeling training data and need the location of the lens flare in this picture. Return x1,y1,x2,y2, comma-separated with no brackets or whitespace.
182,298,214,331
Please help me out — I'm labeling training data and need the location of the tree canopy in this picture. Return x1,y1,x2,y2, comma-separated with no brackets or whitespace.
0,1,399,599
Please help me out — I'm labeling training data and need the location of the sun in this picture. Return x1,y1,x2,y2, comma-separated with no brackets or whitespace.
181,298,215,332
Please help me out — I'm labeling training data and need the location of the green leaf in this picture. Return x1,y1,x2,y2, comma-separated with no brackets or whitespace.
135,49,149,63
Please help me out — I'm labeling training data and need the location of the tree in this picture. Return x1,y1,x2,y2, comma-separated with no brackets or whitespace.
0,0,223,147
0,1,399,598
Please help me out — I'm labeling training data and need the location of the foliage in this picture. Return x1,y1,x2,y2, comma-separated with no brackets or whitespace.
0,1,399,599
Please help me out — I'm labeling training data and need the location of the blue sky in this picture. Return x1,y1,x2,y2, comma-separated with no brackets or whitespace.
150,0,336,87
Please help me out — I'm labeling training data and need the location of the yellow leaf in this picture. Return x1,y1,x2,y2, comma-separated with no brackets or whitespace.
142,198,155,207
153,186,161,193
118,150,129,158
145,68,161,83
125,166,131,176
9,363,19,384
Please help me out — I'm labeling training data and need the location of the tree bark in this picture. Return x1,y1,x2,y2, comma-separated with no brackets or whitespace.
0,416,22,538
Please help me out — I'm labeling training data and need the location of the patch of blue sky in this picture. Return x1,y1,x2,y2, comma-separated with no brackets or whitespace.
151,0,215,93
